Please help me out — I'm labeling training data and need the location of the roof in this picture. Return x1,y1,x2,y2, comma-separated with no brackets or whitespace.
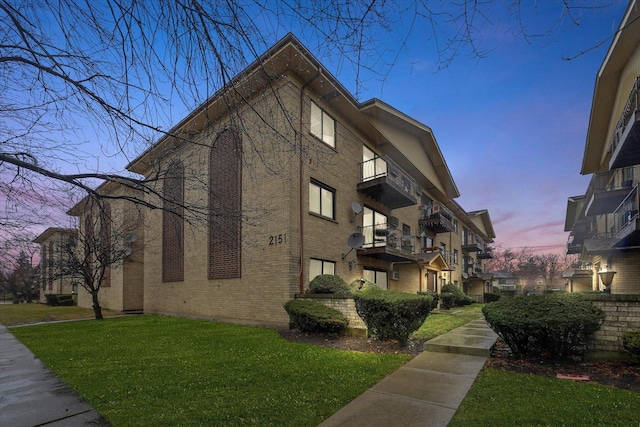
125,33,461,201
582,0,640,174
33,227,77,244
564,195,586,231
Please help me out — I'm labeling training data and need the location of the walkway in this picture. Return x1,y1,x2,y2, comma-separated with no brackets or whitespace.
319,318,498,427
0,324,109,427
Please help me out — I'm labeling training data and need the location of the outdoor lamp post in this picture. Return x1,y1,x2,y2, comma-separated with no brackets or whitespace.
598,269,616,293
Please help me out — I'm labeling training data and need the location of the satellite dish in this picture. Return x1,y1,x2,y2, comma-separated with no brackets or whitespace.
122,247,132,257
125,233,138,243
351,202,363,215
347,232,365,249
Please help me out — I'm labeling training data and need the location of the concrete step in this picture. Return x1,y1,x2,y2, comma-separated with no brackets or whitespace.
423,320,498,357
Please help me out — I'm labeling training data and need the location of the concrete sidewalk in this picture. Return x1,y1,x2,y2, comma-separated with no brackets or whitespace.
0,324,109,427
319,318,498,427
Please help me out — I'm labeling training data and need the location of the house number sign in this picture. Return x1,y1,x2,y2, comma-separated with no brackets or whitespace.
268,233,287,246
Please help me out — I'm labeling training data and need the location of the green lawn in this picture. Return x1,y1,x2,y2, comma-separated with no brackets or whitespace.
412,303,484,341
450,368,639,426
10,316,410,426
0,303,119,326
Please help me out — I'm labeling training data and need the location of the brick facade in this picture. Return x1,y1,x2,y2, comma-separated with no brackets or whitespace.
584,295,640,358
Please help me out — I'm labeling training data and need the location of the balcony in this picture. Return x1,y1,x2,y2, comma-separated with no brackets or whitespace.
584,170,634,216
477,246,493,259
419,201,455,233
358,155,418,209
357,224,417,262
583,186,639,252
566,220,594,255
609,77,640,169
462,233,483,252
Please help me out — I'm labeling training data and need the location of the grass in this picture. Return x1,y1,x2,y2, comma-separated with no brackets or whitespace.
412,303,484,341
10,315,410,426
0,303,119,326
450,368,639,426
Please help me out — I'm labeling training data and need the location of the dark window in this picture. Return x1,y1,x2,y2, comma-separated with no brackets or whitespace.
162,161,184,282
209,129,242,279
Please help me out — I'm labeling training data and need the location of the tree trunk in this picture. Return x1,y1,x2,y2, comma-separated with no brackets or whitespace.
91,291,104,320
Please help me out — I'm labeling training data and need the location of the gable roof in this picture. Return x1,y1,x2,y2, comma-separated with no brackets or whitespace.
582,0,640,174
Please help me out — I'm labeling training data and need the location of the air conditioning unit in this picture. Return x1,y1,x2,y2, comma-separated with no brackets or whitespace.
389,216,399,227
391,271,400,281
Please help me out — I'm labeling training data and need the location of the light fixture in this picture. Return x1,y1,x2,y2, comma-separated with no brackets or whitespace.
598,268,616,293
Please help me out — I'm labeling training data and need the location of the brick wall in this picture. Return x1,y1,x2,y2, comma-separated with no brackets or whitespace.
583,294,640,357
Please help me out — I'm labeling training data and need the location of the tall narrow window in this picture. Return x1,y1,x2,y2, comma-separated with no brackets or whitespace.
309,180,335,219
99,202,111,288
362,206,387,248
163,161,184,282
310,101,335,147
209,129,242,279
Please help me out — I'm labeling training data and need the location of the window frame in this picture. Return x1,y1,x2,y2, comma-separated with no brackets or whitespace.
363,267,388,290
310,101,336,148
309,258,336,283
309,179,336,220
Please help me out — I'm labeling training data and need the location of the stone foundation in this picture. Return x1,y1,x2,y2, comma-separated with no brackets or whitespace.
583,294,640,360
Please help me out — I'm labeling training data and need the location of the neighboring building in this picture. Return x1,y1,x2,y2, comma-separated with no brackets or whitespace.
33,227,78,303
562,265,593,293
66,181,145,313
491,271,517,297
565,0,640,294
122,34,495,327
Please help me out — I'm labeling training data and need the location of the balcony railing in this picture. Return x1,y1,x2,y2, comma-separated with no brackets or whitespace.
609,76,640,169
358,155,418,209
612,185,638,240
584,169,634,216
462,233,483,252
359,223,416,261
419,201,455,233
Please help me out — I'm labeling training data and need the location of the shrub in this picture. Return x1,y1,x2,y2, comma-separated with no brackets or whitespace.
622,330,640,357
438,292,456,310
354,288,432,346
284,299,349,333
418,291,439,310
483,293,605,358
307,275,350,294
484,292,501,303
441,283,474,307
348,278,379,293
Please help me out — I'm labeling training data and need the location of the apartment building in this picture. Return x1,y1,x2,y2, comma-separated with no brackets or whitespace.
46,34,493,325
33,227,77,303
564,0,640,294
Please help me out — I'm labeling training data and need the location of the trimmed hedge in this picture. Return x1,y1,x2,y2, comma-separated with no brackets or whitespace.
284,299,349,333
483,293,605,358
348,278,379,293
484,292,501,303
441,283,474,307
354,288,432,346
307,274,350,294
622,330,640,357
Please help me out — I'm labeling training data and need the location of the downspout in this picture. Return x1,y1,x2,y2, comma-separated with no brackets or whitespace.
299,68,323,294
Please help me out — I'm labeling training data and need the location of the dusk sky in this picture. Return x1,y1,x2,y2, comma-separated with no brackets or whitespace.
5,2,629,257
316,1,628,254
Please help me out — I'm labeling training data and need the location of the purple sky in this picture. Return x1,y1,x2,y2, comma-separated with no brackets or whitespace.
330,2,627,254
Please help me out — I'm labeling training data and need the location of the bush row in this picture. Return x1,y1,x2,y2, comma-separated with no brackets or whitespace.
623,330,640,357
483,293,605,358
440,283,474,309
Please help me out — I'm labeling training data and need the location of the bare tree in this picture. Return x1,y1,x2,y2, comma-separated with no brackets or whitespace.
0,0,621,234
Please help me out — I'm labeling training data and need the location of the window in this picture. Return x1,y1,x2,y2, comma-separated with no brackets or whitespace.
439,242,446,256
209,129,242,279
362,145,386,181
363,268,388,290
309,180,335,219
309,258,335,282
310,101,335,147
362,206,387,248
162,161,184,282
453,218,459,233
453,249,459,264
